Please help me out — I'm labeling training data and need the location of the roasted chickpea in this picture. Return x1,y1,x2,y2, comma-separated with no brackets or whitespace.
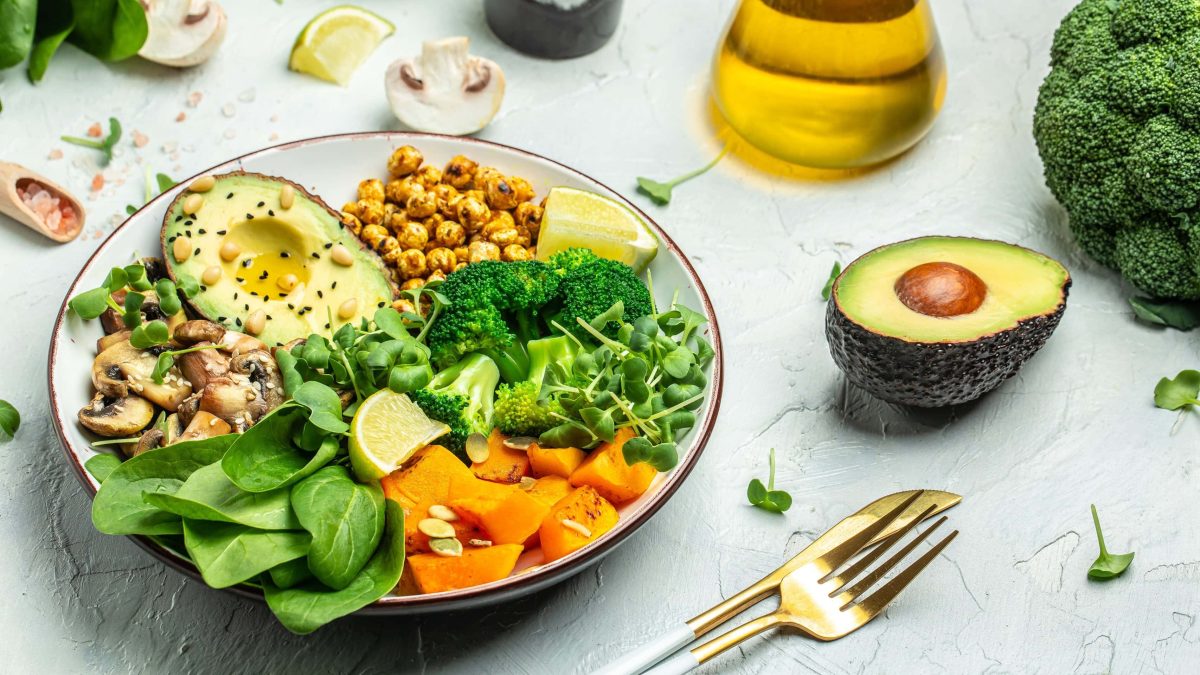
427,269,447,283
387,145,423,178
382,202,402,221
415,165,442,189
502,244,530,262
392,298,417,315
482,172,519,211
357,199,385,225
397,249,428,279
358,178,385,203
442,155,478,189
421,213,444,238
463,188,487,204
426,247,457,274
385,211,408,234
456,196,491,231
382,248,403,268
453,246,470,263
489,227,521,247
468,232,484,244
342,201,362,218
340,212,363,236
377,236,401,256
514,201,542,231
527,246,536,258
401,278,425,291
388,177,424,205
436,221,467,248
468,240,501,263
508,176,536,204
360,223,389,249
406,190,438,219
440,193,463,221
398,221,429,250
432,184,458,209
489,210,516,230
516,231,532,248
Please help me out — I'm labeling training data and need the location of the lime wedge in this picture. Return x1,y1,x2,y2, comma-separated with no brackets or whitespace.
535,187,659,272
349,389,449,482
289,5,395,86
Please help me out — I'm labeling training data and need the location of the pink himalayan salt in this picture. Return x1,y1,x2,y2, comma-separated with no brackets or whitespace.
17,182,77,235
87,122,102,137
47,149,63,160
91,174,104,191
132,130,149,148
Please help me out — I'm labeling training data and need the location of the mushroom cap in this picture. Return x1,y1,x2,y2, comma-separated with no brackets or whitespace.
92,340,192,411
139,0,228,68
78,392,155,438
385,36,506,136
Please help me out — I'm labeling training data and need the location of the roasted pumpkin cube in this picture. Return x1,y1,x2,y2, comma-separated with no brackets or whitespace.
408,544,524,594
539,486,619,562
568,428,656,504
527,475,573,508
471,428,531,483
381,446,483,552
528,443,586,478
447,473,549,545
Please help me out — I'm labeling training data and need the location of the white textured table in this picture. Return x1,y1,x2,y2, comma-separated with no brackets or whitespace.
1,1,1197,673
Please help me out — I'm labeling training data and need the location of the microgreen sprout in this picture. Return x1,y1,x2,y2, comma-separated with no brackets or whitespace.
636,146,729,205
1153,369,1200,411
1087,504,1134,580
151,344,220,384
61,117,122,165
747,448,792,513
821,261,842,301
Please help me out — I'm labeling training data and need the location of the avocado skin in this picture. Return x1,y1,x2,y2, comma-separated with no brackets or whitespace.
824,279,1070,407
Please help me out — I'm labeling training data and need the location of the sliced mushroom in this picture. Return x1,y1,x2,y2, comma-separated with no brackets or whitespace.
176,392,200,429
134,429,165,456
163,413,186,444
176,341,231,390
139,0,227,68
92,340,192,411
78,392,155,437
177,410,232,442
231,349,285,411
97,330,132,354
198,376,262,432
174,319,225,345
98,290,184,335
385,37,506,136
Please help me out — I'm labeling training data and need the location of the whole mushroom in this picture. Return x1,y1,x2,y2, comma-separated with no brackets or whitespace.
92,340,192,411
78,392,155,438
385,37,506,136
138,0,227,68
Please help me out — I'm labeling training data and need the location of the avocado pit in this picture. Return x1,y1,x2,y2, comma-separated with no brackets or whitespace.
894,262,987,318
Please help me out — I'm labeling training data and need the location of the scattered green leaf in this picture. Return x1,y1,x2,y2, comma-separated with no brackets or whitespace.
0,399,20,439
747,448,792,513
821,261,842,301
1130,296,1200,331
1153,370,1200,411
61,116,122,164
636,147,728,205
1087,504,1134,580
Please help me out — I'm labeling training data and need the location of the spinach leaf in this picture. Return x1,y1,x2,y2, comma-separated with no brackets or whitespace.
1130,296,1200,331
28,0,73,82
262,500,405,635
0,0,36,68
92,436,233,535
293,381,349,435
222,404,338,492
68,0,147,61
84,452,122,483
0,399,19,439
290,466,385,590
268,558,314,590
183,520,310,589
143,462,301,531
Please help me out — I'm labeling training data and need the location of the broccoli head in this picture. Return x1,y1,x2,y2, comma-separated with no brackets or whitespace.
494,380,566,436
1034,0,1200,298
411,353,500,453
548,248,653,337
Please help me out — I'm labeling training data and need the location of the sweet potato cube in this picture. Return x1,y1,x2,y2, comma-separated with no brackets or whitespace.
408,544,524,594
471,429,531,483
381,446,483,552
539,486,619,563
528,443,586,479
447,473,550,545
568,428,656,504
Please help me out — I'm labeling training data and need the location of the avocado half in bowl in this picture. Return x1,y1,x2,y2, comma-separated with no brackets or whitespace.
825,236,1070,407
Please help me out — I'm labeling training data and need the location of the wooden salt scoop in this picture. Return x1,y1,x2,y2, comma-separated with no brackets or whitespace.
0,162,85,243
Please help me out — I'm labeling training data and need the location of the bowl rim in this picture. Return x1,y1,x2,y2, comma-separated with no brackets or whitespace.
47,131,724,611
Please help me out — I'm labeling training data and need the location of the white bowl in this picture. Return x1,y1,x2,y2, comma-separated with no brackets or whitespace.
48,133,724,614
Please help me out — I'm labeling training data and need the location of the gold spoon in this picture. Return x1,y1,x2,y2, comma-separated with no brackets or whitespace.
0,161,85,243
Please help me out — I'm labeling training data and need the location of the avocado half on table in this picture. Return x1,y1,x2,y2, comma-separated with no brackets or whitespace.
161,172,396,346
825,236,1070,407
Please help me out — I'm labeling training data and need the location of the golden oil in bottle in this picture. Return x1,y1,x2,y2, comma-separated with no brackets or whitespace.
713,0,947,169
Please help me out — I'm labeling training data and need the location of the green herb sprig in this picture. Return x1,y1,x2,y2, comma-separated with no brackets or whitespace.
747,448,792,513
636,147,728,205
61,117,122,164
1087,504,1134,580
821,261,842,301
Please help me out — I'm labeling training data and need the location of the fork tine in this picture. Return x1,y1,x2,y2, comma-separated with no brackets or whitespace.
842,528,958,615
834,515,947,603
814,490,924,572
821,503,939,592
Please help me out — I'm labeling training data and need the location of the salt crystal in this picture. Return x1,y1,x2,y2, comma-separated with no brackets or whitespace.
176,112,187,122
187,91,203,108
238,89,256,103
91,174,105,191
47,149,63,160
223,129,236,139
87,122,102,138
132,130,149,148
222,103,235,118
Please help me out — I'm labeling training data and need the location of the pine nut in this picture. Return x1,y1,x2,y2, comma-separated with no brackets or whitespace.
219,241,241,262
244,310,266,336
337,297,358,319
279,184,295,209
189,175,216,192
201,265,221,285
277,273,298,292
172,236,192,262
330,244,354,266
182,193,203,215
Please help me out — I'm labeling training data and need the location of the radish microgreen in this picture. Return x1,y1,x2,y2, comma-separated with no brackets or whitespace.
636,147,728,205
1153,369,1200,411
61,117,122,164
747,448,792,513
1087,504,1134,580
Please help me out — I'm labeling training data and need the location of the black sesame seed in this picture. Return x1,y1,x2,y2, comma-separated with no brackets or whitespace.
216,229,227,235
235,317,242,326
175,215,183,222
268,210,275,217
323,242,333,249
298,309,306,316
167,235,177,243
236,277,244,283
324,323,330,329
226,193,234,199
200,286,207,292
198,228,206,235
317,290,324,298
194,248,200,256
331,281,338,289
185,230,192,237
244,304,250,311
267,315,273,320
304,306,312,312
257,201,265,208
233,293,239,300
263,294,270,301
184,220,193,227
311,252,320,259
242,259,252,268
377,301,385,308
280,251,290,258
287,303,295,309
246,213,254,220
250,291,258,296
218,316,227,322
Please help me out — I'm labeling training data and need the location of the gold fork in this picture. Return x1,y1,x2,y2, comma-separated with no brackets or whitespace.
643,491,958,674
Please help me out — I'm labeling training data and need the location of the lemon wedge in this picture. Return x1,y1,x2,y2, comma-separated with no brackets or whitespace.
349,389,448,482
289,6,395,86
535,187,659,272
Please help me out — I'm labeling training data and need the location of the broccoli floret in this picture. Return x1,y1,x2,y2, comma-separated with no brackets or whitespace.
411,353,500,453
427,304,514,369
552,250,652,338
494,381,566,436
1034,0,1200,299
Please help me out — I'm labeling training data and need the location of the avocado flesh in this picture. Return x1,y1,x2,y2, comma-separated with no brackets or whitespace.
162,173,395,346
826,236,1070,407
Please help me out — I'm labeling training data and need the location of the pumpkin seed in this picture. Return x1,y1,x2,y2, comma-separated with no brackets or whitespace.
429,537,463,557
518,476,537,491
503,436,537,451
418,517,455,539
465,432,489,464
427,504,458,522
561,519,592,538
467,538,492,547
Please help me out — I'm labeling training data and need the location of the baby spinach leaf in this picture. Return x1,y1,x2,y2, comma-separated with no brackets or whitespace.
222,405,338,493
1153,370,1200,411
0,0,36,69
290,466,385,590
269,558,314,590
92,436,233,535
68,0,147,62
0,399,19,439
144,462,301,531
262,500,405,635
821,261,842,301
183,520,310,589
84,452,122,482
293,381,349,434
1130,296,1200,331
28,0,73,83
1087,504,1134,580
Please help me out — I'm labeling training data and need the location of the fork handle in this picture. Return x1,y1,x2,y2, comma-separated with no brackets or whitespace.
589,623,695,675
643,613,788,675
